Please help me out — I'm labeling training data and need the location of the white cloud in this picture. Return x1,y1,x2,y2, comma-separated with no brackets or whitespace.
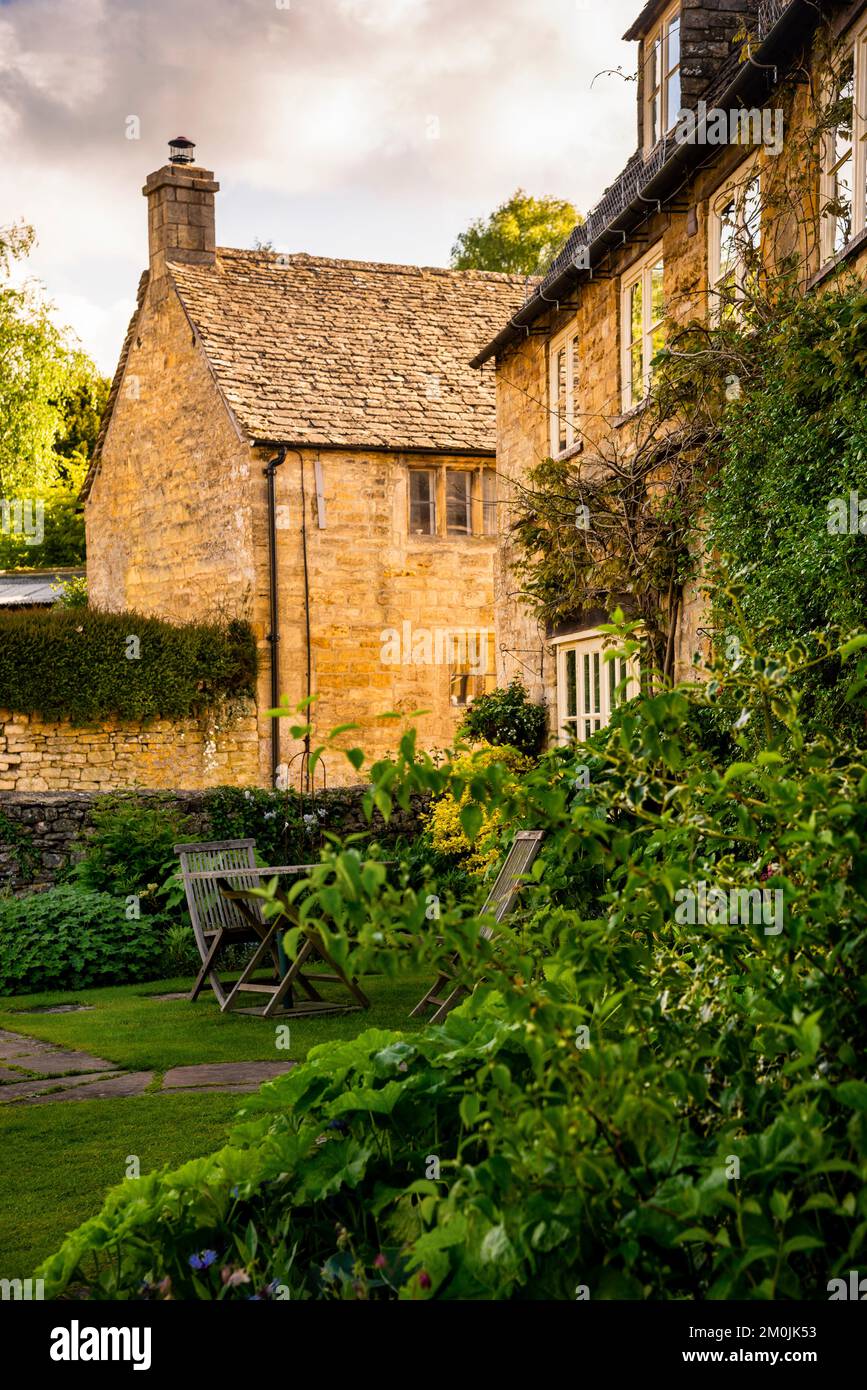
0,0,640,368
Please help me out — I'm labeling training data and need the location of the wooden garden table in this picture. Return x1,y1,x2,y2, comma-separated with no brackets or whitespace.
188,865,369,1019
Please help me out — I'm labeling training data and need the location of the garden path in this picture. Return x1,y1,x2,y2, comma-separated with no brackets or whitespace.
0,1027,293,1105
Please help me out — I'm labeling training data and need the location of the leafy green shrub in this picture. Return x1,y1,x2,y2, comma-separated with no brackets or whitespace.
0,608,257,723
202,786,309,867
37,618,867,1300
163,922,200,974
202,785,426,867
425,743,529,874
70,795,192,917
0,887,165,994
457,678,547,757
51,574,88,609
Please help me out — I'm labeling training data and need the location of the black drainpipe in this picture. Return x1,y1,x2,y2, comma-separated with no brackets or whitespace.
263,445,286,786
297,450,313,794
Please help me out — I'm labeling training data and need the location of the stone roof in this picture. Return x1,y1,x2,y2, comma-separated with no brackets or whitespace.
81,250,531,502
168,250,530,452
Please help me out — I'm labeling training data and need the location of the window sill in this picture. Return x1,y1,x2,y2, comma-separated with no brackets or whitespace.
610,399,649,429
550,440,584,463
808,226,867,291
407,533,496,543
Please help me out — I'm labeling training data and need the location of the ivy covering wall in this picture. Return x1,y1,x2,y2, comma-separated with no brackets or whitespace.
0,608,257,723
704,285,867,736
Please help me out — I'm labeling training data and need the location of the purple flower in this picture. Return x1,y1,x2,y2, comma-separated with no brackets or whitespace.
189,1249,217,1271
373,1254,387,1270
418,1270,431,1290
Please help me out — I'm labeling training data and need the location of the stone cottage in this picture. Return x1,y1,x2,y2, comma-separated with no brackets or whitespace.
473,0,867,745
83,142,530,787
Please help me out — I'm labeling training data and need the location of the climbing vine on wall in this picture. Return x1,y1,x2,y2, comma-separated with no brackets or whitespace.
510,18,867,724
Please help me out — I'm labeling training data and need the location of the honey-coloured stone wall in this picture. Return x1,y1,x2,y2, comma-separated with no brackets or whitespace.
0,702,259,794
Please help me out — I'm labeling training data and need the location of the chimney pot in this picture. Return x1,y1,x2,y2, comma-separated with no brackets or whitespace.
168,136,196,164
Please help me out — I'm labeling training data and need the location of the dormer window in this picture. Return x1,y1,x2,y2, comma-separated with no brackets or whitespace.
644,3,681,149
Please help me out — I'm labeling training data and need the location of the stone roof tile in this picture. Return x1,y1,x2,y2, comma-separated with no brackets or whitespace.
168,249,532,453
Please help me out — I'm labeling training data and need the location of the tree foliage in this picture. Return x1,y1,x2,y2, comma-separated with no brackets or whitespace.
0,222,108,564
450,189,578,276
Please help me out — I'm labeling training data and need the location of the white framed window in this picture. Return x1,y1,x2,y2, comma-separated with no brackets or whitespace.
555,630,638,743
820,26,867,264
708,166,762,322
620,244,665,413
548,325,580,456
644,3,681,150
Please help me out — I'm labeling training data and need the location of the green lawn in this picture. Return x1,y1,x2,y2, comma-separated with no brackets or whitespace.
0,1092,246,1278
0,971,429,1069
0,972,430,1278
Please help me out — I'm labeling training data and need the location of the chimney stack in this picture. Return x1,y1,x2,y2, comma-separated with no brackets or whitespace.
143,138,219,282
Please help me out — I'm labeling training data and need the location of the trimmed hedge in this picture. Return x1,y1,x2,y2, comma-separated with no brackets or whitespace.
0,608,257,723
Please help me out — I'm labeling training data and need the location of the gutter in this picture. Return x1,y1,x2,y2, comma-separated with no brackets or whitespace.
470,0,812,368
250,438,494,459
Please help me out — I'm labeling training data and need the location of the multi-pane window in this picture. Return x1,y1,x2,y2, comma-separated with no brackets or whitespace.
644,3,681,149
621,245,665,412
446,470,473,535
408,466,496,538
409,468,436,535
708,169,761,322
450,633,497,707
820,28,867,264
557,634,637,742
548,327,580,456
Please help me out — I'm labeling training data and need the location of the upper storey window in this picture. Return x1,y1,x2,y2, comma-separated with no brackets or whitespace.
621,244,665,413
548,325,580,457
408,465,496,538
820,24,867,264
644,3,681,150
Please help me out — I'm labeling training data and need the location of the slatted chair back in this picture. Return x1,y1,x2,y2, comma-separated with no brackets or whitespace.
477,830,546,939
175,839,265,961
409,829,546,1022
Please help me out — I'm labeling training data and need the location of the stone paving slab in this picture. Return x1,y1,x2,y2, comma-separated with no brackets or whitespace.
166,1082,280,1096
0,1065,39,1083
18,1004,94,1015
21,1072,155,1105
0,1071,127,1103
0,1029,65,1061
0,1024,297,1104
0,1049,116,1077
162,1061,293,1090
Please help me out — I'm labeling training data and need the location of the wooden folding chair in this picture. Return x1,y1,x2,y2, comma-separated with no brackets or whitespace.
219,887,369,1019
175,839,283,1008
410,829,545,1024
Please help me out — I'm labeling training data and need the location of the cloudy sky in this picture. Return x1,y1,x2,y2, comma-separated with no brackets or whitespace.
0,0,640,374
